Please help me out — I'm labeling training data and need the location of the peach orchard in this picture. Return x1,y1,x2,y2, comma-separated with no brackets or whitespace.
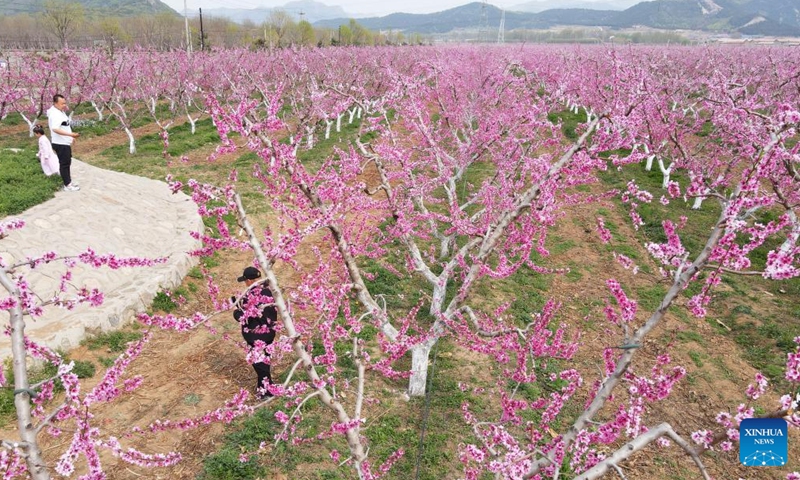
1,44,799,479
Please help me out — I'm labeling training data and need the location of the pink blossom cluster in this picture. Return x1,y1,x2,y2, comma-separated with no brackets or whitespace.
0,449,27,478
77,248,167,269
745,372,768,400
604,279,637,324
613,252,639,274
0,218,25,240
645,220,688,271
596,217,612,244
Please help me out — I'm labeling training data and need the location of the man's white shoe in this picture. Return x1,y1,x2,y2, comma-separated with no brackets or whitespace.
63,184,80,191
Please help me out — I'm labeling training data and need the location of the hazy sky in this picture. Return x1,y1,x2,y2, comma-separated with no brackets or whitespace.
159,0,607,17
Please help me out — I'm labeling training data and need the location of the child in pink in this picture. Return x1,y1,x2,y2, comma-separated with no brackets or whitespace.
34,124,59,176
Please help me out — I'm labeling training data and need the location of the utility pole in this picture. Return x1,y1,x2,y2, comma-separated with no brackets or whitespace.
199,8,205,51
479,1,489,43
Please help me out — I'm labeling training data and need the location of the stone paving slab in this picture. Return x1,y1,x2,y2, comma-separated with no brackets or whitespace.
0,159,203,360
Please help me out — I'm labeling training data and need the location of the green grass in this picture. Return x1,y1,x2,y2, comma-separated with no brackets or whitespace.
199,407,276,480
0,112,24,126
151,287,190,313
676,330,705,345
0,355,96,427
599,160,800,391
687,350,704,368
97,118,221,175
200,337,486,480
81,329,143,352
547,109,588,141
0,148,63,216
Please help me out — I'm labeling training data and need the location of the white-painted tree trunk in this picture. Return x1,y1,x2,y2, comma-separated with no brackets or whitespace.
336,114,342,132
91,101,104,121
643,143,653,170
408,340,435,397
658,158,672,188
124,126,136,154
779,211,800,253
645,154,655,171
20,113,35,137
348,108,357,124
324,119,332,139
356,107,362,119
306,126,315,150
692,195,705,210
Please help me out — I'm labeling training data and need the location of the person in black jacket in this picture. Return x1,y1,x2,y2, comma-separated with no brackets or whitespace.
232,266,277,399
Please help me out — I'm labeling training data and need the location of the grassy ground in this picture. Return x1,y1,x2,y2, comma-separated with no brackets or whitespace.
551,108,800,393
0,124,63,216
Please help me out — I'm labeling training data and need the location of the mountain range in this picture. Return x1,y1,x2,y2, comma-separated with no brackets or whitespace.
510,0,640,13
313,0,800,37
1,0,798,37
0,0,174,17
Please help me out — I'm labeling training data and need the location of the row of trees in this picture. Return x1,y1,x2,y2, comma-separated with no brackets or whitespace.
0,2,423,51
1,45,799,479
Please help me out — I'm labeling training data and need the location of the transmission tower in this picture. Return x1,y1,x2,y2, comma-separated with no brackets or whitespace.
497,9,505,44
479,1,489,43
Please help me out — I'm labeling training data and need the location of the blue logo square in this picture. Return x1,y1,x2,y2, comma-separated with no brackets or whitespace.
740,418,788,467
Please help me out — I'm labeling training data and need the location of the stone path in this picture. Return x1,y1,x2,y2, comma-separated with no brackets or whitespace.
0,159,202,360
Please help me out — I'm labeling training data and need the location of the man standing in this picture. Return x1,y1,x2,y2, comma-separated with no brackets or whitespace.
46,94,80,191
232,266,278,399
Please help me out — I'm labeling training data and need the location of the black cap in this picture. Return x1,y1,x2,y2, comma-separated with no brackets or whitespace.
237,266,261,282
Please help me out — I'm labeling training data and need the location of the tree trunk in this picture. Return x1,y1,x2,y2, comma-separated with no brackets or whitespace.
124,127,136,154
20,113,35,137
325,119,332,139
1,271,51,480
658,158,672,188
408,339,435,397
306,126,315,150
91,101,103,121
645,154,655,171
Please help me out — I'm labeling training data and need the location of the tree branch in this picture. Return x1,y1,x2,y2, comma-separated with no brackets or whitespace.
574,423,711,480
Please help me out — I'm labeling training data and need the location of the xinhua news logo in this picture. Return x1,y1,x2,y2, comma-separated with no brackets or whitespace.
739,418,788,467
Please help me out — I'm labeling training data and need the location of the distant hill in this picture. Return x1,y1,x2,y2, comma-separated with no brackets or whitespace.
0,0,175,17
201,0,348,24
315,2,552,33
605,0,800,35
314,0,800,37
2,0,797,37
510,0,639,13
